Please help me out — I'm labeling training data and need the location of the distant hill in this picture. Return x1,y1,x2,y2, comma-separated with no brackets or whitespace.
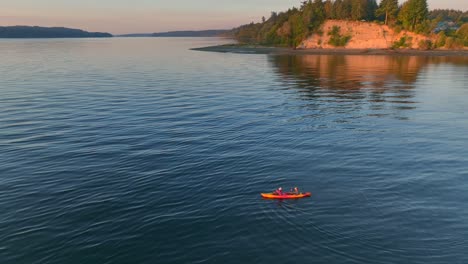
152,30,229,37
0,26,113,38
117,33,154,37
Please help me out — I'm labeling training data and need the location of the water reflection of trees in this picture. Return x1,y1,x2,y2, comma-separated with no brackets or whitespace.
268,55,468,120
271,55,467,89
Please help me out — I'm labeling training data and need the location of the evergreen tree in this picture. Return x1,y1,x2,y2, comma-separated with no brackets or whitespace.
376,0,399,25
310,0,326,29
334,0,352,19
366,0,378,21
399,0,428,31
342,0,353,19
334,0,345,19
324,0,335,19
351,0,365,20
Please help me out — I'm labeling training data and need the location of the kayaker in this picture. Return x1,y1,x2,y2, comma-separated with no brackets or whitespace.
274,187,283,195
289,187,299,194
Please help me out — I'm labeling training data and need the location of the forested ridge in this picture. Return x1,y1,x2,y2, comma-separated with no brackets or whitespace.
231,0,468,48
0,26,112,38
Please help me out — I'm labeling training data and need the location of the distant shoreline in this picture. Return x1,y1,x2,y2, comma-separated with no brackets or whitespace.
192,44,468,56
117,30,229,38
0,26,112,38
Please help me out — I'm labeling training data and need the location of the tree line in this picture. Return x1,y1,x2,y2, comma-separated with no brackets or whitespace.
231,0,468,48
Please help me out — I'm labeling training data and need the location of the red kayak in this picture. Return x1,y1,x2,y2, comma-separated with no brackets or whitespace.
261,192,311,199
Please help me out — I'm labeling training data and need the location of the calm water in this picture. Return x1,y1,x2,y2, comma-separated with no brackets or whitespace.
1,38,468,264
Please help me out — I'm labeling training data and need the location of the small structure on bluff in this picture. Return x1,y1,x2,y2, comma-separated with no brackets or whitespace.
433,21,460,33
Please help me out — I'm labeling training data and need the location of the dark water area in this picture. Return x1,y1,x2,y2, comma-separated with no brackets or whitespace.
1,38,468,263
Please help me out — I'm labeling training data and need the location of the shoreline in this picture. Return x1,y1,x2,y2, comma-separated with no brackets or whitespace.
191,44,468,56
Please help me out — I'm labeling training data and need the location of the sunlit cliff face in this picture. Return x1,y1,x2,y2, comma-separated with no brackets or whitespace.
301,20,436,50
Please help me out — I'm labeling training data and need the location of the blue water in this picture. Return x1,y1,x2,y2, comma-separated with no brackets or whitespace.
1,38,468,263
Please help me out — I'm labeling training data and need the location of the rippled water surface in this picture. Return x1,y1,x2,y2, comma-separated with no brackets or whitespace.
1,38,468,264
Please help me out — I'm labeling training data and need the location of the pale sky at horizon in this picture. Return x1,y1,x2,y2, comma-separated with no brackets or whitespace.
1,0,467,34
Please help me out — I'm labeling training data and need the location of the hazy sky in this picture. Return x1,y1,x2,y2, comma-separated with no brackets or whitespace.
1,0,467,34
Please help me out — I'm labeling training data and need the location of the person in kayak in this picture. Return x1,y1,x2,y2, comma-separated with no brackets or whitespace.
274,187,284,195
289,187,300,194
